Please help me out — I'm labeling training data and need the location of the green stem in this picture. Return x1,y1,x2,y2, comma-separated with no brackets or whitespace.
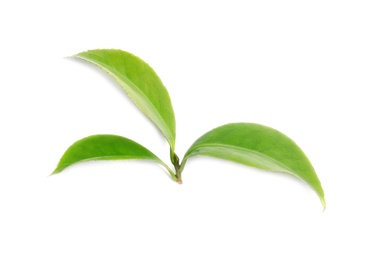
176,157,188,183
172,153,183,184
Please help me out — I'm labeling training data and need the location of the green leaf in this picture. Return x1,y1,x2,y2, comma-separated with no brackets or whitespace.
182,123,325,207
73,49,176,153
52,135,176,180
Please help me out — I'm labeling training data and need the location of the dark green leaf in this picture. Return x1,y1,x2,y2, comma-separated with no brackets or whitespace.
182,123,325,207
52,135,175,180
73,49,176,152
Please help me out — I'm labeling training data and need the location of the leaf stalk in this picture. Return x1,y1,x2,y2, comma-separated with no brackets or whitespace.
172,153,183,184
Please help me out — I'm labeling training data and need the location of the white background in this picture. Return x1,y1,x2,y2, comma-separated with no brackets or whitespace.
1,0,366,259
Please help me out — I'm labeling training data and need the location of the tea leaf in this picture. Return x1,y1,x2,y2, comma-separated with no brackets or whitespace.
182,123,325,207
52,135,176,180
73,49,176,153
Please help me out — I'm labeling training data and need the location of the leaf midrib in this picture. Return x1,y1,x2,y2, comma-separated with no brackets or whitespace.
185,143,297,176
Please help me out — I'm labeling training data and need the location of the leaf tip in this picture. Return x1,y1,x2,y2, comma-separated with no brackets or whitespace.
50,167,62,176
320,196,326,211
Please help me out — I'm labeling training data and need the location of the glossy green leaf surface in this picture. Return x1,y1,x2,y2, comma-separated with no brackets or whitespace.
183,123,325,207
52,135,175,179
74,49,176,151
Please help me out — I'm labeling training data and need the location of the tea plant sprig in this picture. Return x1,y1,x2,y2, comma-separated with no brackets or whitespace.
52,49,325,207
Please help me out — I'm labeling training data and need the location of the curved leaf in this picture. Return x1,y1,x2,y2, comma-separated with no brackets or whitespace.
182,123,325,207
73,49,176,151
52,135,176,180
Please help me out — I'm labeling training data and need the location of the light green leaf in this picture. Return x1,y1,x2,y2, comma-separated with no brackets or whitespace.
73,49,176,153
182,123,325,207
52,135,176,180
